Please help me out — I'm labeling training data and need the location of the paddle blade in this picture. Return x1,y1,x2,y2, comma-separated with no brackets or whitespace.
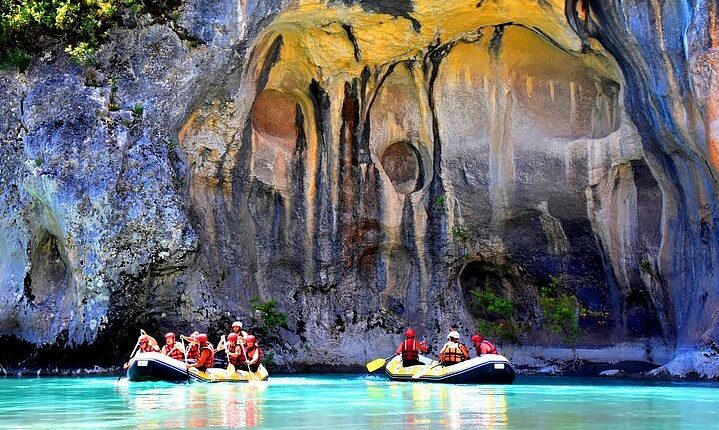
412,362,439,379
366,358,387,373
227,363,236,374
412,366,430,379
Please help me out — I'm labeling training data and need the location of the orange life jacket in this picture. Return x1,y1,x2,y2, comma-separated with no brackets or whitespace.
162,344,185,361
441,342,468,364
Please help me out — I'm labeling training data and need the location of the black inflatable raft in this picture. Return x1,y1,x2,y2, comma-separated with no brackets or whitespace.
127,352,268,383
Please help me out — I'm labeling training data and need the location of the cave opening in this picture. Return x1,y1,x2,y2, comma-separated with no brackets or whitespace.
460,261,512,320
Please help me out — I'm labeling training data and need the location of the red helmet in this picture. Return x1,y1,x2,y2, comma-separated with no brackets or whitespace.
196,333,208,344
405,328,416,339
471,334,483,344
165,332,175,339
227,333,238,342
138,335,149,344
246,335,256,345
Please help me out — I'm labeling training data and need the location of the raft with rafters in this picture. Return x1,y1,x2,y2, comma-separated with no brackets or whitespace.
384,354,515,384
126,352,269,383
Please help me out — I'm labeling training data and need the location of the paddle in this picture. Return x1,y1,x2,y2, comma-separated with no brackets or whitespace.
180,337,191,380
238,341,257,382
219,335,236,374
412,362,441,379
117,342,140,381
366,355,397,373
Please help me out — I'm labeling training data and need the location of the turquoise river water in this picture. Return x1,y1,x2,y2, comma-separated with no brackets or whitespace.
0,375,717,429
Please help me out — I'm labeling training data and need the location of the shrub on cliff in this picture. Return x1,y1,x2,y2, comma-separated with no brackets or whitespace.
540,275,581,362
470,289,524,345
0,0,178,70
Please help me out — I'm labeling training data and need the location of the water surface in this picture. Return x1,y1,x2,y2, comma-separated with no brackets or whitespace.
0,375,717,429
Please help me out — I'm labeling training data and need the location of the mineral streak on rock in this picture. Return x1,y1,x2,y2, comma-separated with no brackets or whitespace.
0,0,718,377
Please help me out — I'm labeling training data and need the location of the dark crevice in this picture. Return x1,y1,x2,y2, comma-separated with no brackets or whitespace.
256,35,284,94
341,23,361,61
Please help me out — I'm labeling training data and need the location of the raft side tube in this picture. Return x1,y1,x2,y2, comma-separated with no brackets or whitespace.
384,354,515,384
127,352,269,383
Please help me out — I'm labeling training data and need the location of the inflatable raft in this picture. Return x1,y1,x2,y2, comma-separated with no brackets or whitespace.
385,354,515,384
127,352,269,383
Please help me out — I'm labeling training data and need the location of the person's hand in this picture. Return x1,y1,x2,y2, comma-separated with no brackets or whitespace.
122,362,129,369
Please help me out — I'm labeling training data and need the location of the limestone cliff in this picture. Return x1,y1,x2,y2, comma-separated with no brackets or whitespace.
0,0,717,378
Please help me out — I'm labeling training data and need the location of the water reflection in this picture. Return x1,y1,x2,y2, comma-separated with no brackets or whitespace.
116,382,267,429
2,376,719,429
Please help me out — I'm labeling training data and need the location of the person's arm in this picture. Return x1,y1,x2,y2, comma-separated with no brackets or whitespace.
418,341,428,353
396,343,404,355
246,349,260,365
460,344,470,359
438,343,448,361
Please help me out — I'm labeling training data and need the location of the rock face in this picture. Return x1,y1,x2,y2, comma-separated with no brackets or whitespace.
0,0,717,376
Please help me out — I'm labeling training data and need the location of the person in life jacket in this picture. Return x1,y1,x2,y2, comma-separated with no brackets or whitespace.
244,335,263,372
230,321,249,343
187,333,215,372
396,328,428,367
471,334,497,357
122,334,159,368
186,331,201,362
438,331,470,366
138,334,159,353
226,333,246,368
161,332,185,361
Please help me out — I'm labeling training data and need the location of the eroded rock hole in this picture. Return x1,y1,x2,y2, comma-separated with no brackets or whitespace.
27,230,70,305
380,141,422,195
251,89,299,146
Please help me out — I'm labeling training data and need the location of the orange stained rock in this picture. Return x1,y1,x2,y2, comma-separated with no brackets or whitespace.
251,0,620,93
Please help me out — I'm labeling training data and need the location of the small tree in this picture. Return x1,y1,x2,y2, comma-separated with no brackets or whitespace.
249,297,291,371
539,276,581,364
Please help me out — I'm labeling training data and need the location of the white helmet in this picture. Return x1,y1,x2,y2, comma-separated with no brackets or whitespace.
448,330,460,340
232,321,243,328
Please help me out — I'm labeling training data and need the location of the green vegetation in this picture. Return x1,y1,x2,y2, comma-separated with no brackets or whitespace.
639,258,652,274
132,103,143,117
250,297,291,370
0,0,179,69
250,297,289,341
434,195,445,209
451,225,470,242
539,275,581,362
470,289,523,344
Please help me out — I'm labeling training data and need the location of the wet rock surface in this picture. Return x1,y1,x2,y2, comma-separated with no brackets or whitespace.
0,0,718,379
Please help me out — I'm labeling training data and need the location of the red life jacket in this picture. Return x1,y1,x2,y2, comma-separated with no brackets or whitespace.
197,345,215,369
479,340,497,355
187,343,200,360
246,345,262,364
139,343,155,353
399,339,420,361
227,343,246,366
162,344,185,361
